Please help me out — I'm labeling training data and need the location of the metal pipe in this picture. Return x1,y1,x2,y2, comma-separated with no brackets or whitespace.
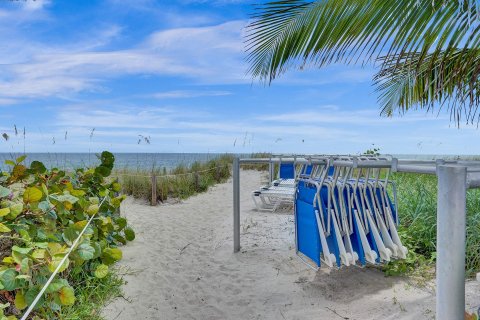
396,164,437,175
269,161,274,183
467,171,480,188
233,157,241,253
436,165,467,320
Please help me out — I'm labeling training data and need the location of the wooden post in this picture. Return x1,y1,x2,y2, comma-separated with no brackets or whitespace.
194,172,200,191
151,174,157,206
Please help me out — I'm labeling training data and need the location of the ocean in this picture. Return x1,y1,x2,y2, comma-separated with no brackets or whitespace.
0,152,477,171
0,153,226,171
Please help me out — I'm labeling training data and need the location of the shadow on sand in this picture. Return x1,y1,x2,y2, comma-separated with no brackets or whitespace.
303,267,404,303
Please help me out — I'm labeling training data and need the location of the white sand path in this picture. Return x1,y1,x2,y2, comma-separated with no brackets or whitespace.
102,170,480,320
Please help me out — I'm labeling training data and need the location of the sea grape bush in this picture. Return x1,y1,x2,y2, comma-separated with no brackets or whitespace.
0,151,134,319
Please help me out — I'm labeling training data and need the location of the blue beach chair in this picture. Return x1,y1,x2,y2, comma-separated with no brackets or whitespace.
295,156,407,269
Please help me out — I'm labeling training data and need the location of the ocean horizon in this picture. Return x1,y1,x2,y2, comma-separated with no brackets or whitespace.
0,152,478,171
0,152,229,171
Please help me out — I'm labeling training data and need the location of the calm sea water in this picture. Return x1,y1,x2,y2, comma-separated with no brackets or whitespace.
0,153,226,171
0,153,477,171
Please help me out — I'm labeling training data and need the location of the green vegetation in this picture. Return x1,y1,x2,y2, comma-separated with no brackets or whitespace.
0,151,133,319
117,154,233,203
49,270,123,320
384,173,480,278
241,153,272,171
246,0,480,124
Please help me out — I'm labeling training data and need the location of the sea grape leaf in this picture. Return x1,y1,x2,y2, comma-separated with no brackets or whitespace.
73,220,88,231
47,243,64,255
11,252,23,264
23,187,42,204
94,166,111,177
12,165,27,180
14,291,27,310
25,287,45,309
0,269,18,291
12,246,32,255
99,151,115,169
0,223,11,233
15,155,27,164
30,161,46,174
94,264,108,279
45,279,68,294
32,249,46,260
89,197,99,204
92,242,102,259
8,203,23,218
62,227,79,246
41,183,49,197
102,248,122,265
33,242,48,249
0,186,10,198
58,286,75,306
124,227,135,241
70,189,85,197
2,257,13,264
49,194,78,204
38,201,51,213
18,229,31,242
20,258,29,273
49,300,62,312
48,256,69,273
116,217,127,230
0,208,10,217
86,204,99,216
113,234,126,245
76,243,95,260
112,182,121,192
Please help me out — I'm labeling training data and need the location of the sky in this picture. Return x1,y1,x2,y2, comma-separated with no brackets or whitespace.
0,0,477,155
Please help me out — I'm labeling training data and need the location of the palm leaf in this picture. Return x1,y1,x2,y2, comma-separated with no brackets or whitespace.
375,49,480,123
246,0,480,122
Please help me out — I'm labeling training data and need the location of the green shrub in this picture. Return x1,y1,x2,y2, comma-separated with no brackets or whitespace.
383,173,480,277
117,154,233,203
0,151,133,319
242,152,272,171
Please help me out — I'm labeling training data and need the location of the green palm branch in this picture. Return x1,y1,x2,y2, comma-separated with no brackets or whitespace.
246,0,480,123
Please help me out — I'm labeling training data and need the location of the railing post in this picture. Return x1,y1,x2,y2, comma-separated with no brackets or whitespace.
436,165,467,320
151,174,157,206
233,157,240,253
269,161,274,183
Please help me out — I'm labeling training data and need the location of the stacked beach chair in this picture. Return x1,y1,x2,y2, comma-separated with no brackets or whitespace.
295,156,408,268
251,158,300,212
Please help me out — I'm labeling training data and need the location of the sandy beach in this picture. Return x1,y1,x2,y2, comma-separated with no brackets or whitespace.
102,170,480,320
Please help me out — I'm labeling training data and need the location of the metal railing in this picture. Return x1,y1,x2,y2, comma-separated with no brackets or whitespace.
232,156,480,320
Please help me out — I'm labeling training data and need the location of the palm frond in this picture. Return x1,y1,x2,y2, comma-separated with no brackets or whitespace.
375,49,480,124
246,0,480,123
247,0,480,81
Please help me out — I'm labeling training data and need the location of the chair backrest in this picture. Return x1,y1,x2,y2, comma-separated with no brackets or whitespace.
279,163,295,179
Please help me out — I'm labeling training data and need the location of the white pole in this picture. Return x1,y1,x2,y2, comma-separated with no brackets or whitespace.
436,165,467,320
269,161,274,183
233,157,240,253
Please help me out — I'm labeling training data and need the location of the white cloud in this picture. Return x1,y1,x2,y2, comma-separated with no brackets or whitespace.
0,98,18,105
0,20,247,100
21,0,51,11
257,109,446,125
151,90,232,99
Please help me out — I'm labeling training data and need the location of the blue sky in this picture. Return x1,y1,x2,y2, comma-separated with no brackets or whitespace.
0,0,476,155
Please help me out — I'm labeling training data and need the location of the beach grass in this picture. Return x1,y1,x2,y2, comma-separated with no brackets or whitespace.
384,173,480,278
116,154,233,203
51,270,124,320
241,152,272,171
